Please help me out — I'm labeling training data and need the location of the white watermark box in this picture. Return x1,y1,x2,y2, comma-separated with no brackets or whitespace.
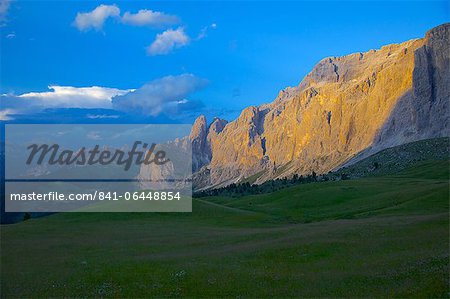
5,124,192,212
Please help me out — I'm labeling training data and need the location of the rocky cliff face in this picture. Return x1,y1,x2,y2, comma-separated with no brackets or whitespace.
141,24,449,190
343,23,449,165
190,116,228,173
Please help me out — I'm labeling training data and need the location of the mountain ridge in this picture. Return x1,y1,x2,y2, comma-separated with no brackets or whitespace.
142,23,450,190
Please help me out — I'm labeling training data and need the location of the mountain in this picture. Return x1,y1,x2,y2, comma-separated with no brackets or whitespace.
141,23,449,190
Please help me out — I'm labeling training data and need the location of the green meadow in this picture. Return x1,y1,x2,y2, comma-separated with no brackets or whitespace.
1,160,449,298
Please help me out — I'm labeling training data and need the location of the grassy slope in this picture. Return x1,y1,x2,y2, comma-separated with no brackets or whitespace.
336,137,449,178
1,160,449,298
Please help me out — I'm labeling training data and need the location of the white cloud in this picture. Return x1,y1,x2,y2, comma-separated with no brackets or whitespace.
74,4,120,31
5,32,15,39
197,23,217,40
86,114,120,119
147,27,189,56
71,5,213,55
18,85,132,108
122,9,179,27
112,74,207,115
0,108,15,120
0,85,133,119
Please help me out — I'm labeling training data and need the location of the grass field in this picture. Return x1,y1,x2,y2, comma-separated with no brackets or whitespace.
1,160,449,298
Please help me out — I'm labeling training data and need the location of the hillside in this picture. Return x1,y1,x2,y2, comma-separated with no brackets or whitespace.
335,137,449,179
193,137,449,197
2,159,448,297
144,23,449,190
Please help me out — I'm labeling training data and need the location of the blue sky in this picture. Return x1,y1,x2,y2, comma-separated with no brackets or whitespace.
0,0,449,123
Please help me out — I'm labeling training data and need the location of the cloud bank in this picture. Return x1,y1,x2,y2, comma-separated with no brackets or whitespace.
1,75,207,120
0,85,132,119
112,74,207,115
18,85,132,108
